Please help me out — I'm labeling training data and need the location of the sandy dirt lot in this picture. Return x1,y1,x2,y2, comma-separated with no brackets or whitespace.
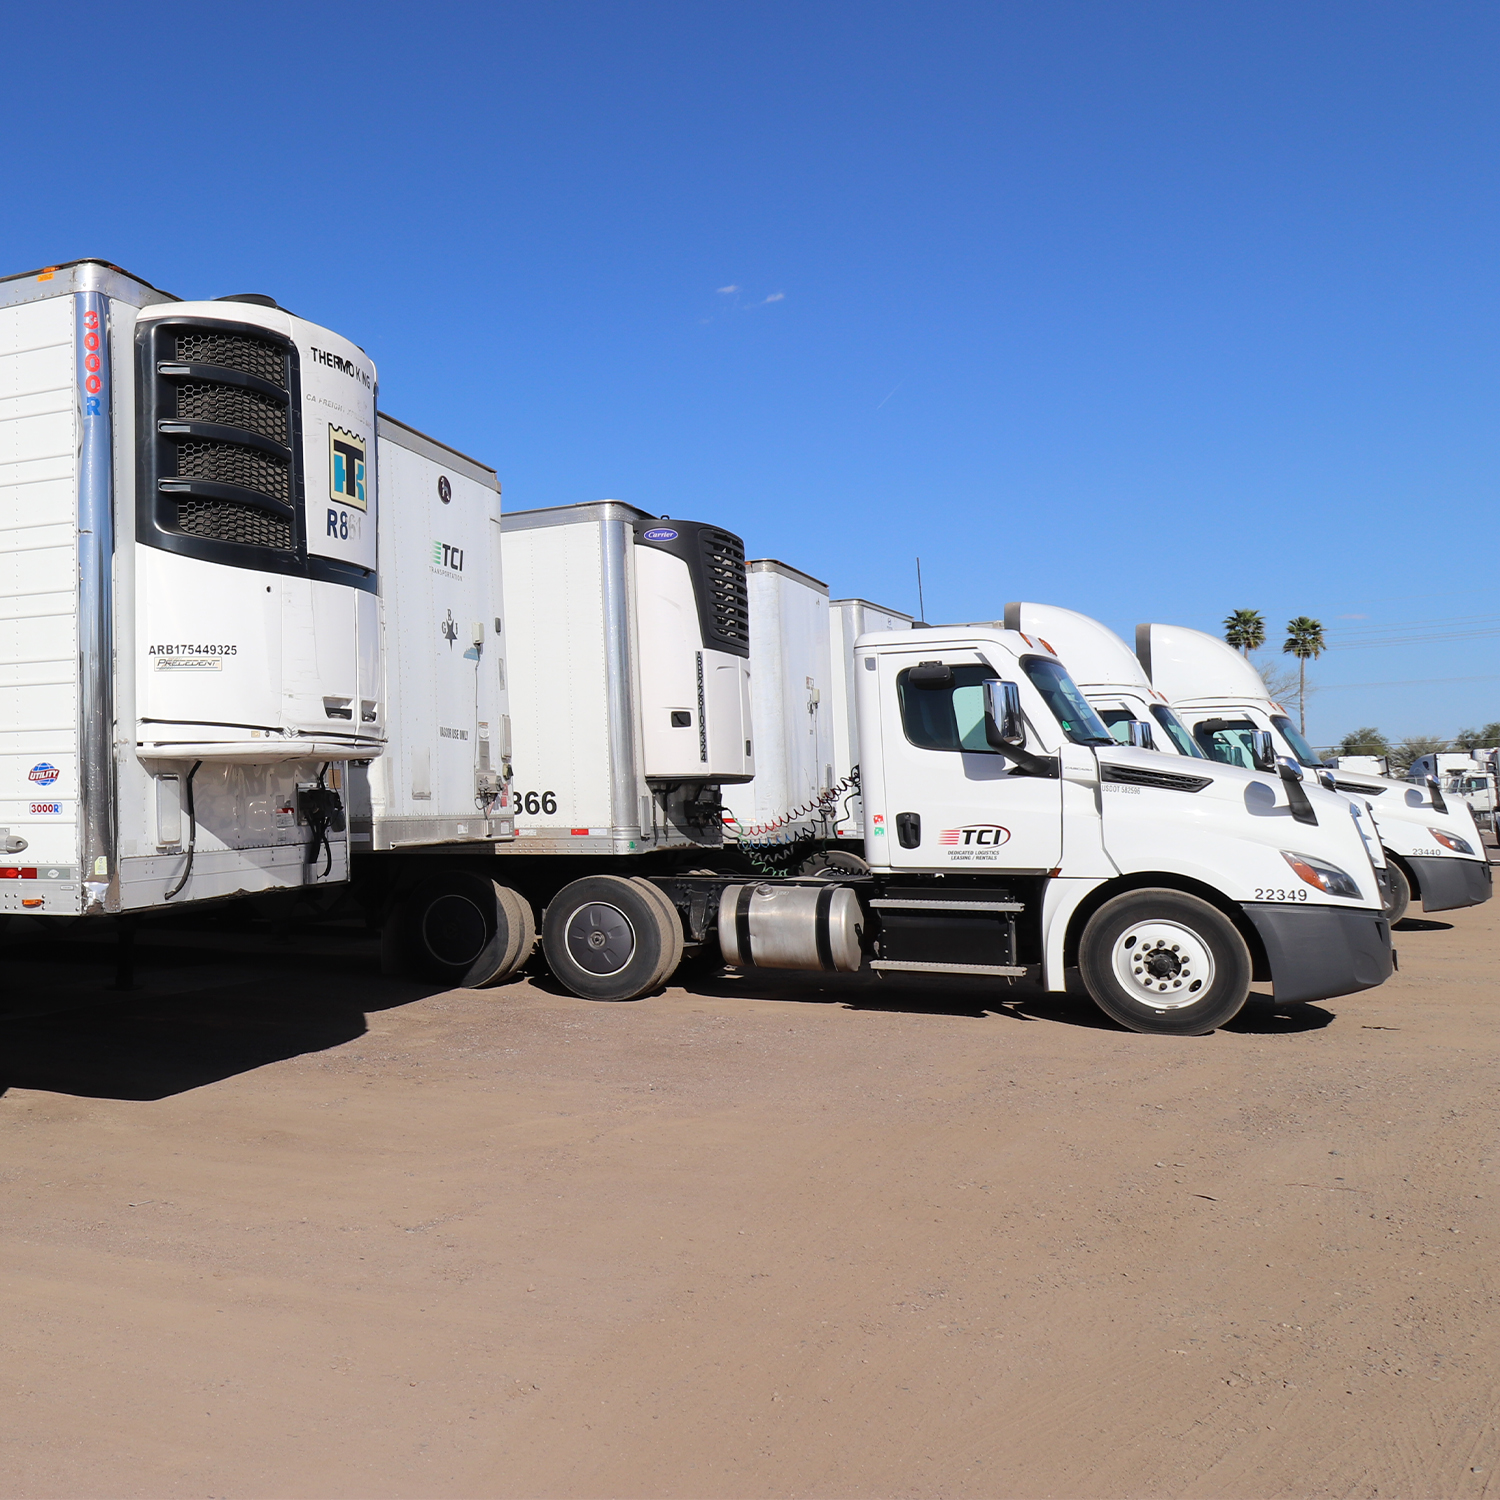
0,884,1496,1500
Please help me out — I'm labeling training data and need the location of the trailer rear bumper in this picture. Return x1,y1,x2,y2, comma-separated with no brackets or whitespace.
1243,903,1393,1004
1405,855,1492,913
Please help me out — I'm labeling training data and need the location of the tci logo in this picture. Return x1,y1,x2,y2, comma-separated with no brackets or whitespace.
939,824,1011,847
432,542,464,571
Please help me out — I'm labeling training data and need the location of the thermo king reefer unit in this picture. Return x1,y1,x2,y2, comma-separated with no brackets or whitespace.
0,259,383,918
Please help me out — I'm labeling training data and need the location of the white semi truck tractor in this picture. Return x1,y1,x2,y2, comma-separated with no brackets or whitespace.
1136,622,1491,923
551,625,1393,1033
0,259,383,933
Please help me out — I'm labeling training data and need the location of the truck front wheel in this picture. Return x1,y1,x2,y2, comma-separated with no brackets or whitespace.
1078,889,1252,1034
542,875,680,1001
1380,859,1411,924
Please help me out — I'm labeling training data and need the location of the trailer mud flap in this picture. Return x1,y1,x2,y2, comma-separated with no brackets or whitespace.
1243,904,1393,1004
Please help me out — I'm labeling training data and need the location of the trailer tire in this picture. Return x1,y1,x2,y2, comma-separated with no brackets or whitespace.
1078,889,1252,1035
630,877,686,989
1381,859,1411,924
392,873,535,989
542,875,676,1001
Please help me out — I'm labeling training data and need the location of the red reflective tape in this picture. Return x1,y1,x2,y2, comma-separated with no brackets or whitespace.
570,828,589,836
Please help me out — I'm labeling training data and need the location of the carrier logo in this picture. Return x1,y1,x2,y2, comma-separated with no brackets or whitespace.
329,428,368,511
432,541,464,572
27,763,59,786
939,824,1011,847
643,528,679,542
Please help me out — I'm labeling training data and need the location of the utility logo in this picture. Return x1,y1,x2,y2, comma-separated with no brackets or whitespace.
431,541,464,572
329,428,367,510
27,763,59,786
939,824,1011,847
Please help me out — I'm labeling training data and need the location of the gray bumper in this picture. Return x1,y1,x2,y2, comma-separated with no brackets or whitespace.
1244,903,1393,1004
1406,855,1492,913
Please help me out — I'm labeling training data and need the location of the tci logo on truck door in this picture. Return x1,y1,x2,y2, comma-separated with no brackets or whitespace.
939,825,1011,859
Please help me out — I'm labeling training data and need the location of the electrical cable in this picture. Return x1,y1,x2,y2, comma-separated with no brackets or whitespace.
163,759,203,901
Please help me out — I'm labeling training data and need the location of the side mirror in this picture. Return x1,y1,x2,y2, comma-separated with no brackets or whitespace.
1316,768,1338,793
982,679,1027,749
1276,758,1319,826
1126,720,1155,750
1250,729,1277,772
1427,775,1449,816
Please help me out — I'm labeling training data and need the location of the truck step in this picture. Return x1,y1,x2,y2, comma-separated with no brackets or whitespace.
870,959,1028,977
869,898,1023,913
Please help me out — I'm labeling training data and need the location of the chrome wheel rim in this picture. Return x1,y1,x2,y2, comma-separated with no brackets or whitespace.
1111,919,1215,1011
565,902,636,975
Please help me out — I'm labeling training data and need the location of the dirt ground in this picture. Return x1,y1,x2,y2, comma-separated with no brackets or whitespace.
1,879,1496,1500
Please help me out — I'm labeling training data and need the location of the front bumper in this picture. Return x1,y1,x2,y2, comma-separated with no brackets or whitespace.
1406,855,1492,913
1243,903,1394,1004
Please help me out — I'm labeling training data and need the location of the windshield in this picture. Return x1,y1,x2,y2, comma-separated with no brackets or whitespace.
1021,657,1114,745
1269,714,1324,769
1150,705,1206,758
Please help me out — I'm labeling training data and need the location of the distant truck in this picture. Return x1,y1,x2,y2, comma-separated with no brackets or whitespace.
1406,752,1497,830
1135,622,1491,923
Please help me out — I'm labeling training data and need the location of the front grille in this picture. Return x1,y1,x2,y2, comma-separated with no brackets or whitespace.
176,439,290,504
1100,763,1213,793
700,528,749,653
174,497,292,551
175,330,287,389
175,380,289,444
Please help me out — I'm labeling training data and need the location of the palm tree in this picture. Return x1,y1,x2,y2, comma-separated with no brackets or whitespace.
1223,608,1266,657
1282,616,1326,734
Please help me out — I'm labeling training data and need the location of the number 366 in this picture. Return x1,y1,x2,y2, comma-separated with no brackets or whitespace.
519,790,557,815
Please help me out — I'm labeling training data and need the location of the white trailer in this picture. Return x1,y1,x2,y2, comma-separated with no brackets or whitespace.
1137,621,1491,921
827,596,913,842
0,259,382,927
1330,754,1391,777
721,560,835,854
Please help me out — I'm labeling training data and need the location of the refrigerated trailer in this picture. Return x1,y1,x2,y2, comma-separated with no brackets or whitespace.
0,260,382,925
721,559,836,853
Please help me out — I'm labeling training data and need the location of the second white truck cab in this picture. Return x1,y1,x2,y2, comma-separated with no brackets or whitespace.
1137,622,1491,922
555,624,1394,1034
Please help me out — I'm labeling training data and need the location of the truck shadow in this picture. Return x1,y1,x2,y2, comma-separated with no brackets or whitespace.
0,926,442,1102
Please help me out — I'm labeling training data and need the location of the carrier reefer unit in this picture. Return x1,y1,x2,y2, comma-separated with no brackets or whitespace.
499,503,753,855
0,260,382,920
722,559,835,851
827,596,913,841
351,414,513,853
1137,621,1490,922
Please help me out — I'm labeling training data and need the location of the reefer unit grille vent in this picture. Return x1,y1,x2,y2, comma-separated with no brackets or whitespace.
175,380,290,444
700,529,749,653
139,316,303,571
175,438,291,504
175,330,288,388
175,496,294,551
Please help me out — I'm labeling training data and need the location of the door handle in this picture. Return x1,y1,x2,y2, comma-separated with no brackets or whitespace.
896,812,921,848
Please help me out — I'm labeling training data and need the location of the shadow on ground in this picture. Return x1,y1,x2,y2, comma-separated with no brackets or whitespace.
0,921,443,1102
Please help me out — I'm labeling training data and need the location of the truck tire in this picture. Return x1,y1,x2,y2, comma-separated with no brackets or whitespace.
1078,889,1252,1035
542,875,676,1001
392,873,535,989
629,877,686,990
1381,859,1411,924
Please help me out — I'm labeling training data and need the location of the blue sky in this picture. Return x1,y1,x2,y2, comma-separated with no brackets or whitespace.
4,1,1496,746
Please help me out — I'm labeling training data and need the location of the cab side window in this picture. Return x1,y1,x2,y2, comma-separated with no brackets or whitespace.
897,664,997,753
1194,722,1258,768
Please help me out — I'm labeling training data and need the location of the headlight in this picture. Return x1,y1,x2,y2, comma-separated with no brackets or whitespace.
1429,827,1476,856
1281,851,1362,899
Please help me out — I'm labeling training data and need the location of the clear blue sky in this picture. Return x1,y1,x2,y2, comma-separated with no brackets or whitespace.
5,2,1496,746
